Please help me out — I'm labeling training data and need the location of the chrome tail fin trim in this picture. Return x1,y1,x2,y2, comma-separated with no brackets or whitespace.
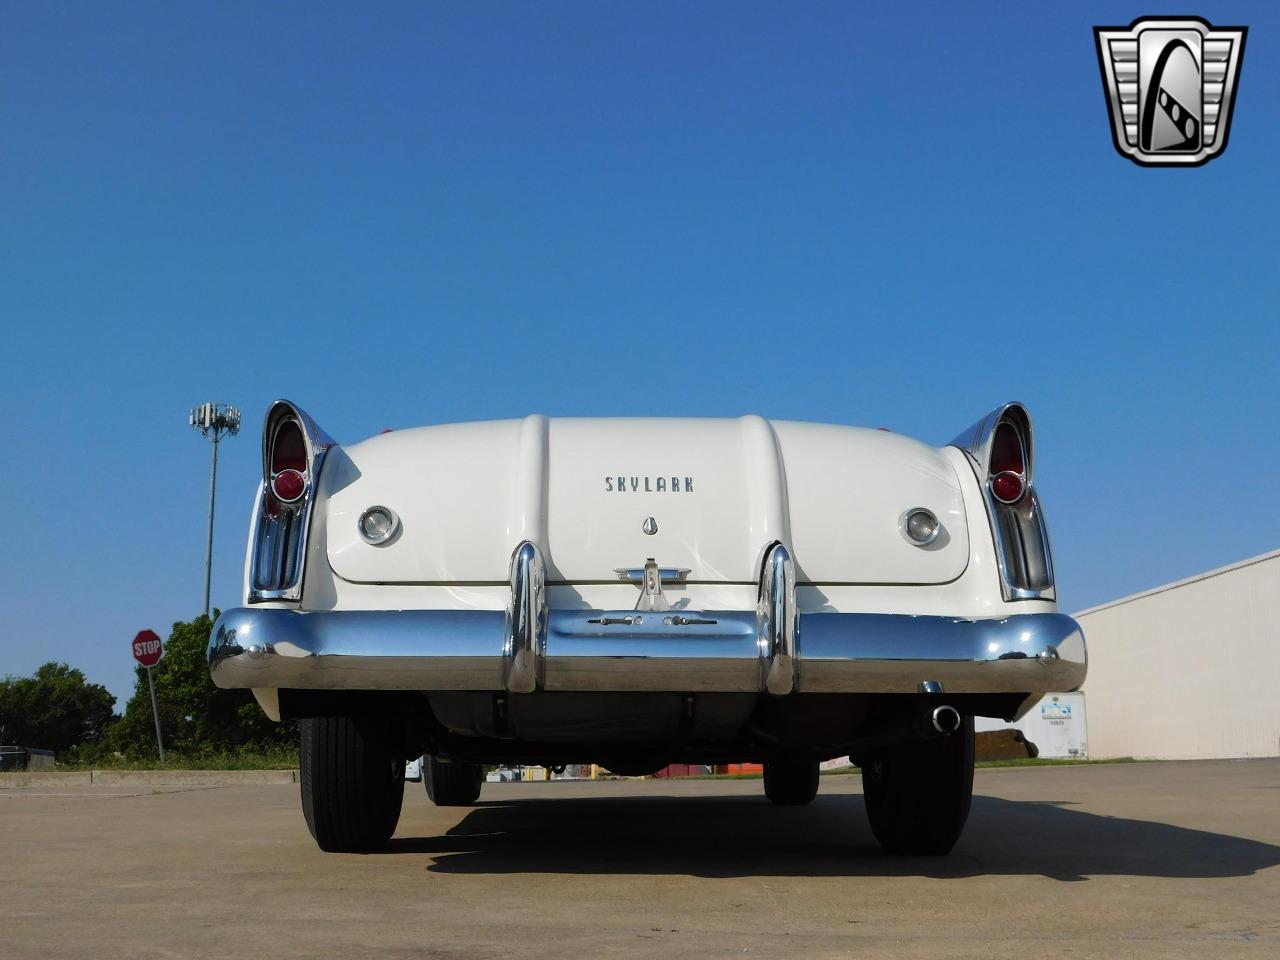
249,400,335,603
950,402,1055,602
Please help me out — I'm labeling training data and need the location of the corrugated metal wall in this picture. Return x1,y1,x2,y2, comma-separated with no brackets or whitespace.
1076,550,1280,760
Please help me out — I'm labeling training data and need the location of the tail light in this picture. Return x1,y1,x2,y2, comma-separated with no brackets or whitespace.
951,403,1055,601
988,420,1025,474
987,420,1027,503
249,401,334,602
271,468,306,503
990,471,1024,504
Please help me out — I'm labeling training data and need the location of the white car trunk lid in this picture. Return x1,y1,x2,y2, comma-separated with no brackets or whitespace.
323,416,968,586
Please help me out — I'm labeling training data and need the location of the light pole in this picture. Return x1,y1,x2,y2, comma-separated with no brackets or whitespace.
189,403,241,618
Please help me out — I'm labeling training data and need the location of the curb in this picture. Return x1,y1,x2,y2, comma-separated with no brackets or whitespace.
0,769,299,788
0,772,94,788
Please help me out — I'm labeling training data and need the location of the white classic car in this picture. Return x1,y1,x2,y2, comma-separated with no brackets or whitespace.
209,401,1085,855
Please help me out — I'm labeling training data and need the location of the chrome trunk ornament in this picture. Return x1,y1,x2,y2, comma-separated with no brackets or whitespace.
615,560,690,612
635,558,670,612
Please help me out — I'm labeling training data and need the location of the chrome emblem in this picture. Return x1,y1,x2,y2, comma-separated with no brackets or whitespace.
1095,17,1247,166
642,516,658,536
605,476,694,493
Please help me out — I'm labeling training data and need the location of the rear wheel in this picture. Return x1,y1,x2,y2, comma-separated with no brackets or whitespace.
763,759,820,806
861,715,975,855
300,716,405,853
423,755,484,806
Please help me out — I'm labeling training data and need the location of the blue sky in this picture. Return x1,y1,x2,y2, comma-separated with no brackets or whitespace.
2,2,1277,706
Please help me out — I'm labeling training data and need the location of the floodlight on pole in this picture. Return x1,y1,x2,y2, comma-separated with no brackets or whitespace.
189,403,241,617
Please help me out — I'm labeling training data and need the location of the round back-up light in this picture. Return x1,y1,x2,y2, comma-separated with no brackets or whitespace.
359,506,399,545
901,508,940,546
271,468,306,503
990,471,1025,504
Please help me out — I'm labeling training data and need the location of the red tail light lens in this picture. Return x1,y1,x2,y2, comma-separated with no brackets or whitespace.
271,420,307,473
271,468,306,503
267,418,308,504
989,421,1025,475
991,470,1025,504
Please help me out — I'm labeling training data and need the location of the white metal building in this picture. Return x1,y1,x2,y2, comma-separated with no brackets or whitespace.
1075,549,1280,760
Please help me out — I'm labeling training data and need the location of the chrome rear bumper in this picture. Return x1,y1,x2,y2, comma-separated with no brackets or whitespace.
209,541,1086,699
208,604,1086,696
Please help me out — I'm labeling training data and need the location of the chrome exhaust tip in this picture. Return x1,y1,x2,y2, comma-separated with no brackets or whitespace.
931,705,961,735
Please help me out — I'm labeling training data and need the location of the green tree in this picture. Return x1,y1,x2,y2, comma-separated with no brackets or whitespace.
110,613,295,756
0,662,117,753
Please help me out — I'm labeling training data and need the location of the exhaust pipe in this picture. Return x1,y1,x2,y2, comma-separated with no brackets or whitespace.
931,705,961,735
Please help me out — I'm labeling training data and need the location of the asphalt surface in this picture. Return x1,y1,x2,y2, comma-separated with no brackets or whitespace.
3,760,1278,959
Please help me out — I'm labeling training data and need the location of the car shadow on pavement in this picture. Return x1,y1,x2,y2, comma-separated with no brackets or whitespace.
379,793,1280,881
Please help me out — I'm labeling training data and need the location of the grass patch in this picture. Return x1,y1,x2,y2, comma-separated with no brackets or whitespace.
699,772,764,780
51,750,1140,775
976,756,1137,769
58,745,299,771
667,757,1138,780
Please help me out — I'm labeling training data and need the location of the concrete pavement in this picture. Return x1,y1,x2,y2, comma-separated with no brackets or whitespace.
2,760,1278,958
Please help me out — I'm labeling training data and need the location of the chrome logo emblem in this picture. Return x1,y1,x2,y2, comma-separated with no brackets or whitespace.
1095,17,1246,166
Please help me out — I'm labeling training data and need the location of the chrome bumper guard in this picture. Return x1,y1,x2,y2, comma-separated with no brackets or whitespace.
208,541,1086,697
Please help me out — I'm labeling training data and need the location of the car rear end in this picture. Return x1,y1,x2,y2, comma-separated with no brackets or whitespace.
210,400,1084,853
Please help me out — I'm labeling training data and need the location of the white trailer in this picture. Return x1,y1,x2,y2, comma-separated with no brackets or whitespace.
975,693,1088,759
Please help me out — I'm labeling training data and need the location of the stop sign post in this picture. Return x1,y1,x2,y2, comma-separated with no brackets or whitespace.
132,630,166,763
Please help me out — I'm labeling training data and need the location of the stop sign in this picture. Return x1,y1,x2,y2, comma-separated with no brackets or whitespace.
132,629,164,668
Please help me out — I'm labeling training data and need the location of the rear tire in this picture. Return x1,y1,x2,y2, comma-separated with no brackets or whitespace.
763,759,820,806
423,755,484,806
300,716,405,853
861,715,975,856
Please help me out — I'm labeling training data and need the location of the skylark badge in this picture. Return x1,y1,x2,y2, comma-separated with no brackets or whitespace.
1095,17,1246,166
